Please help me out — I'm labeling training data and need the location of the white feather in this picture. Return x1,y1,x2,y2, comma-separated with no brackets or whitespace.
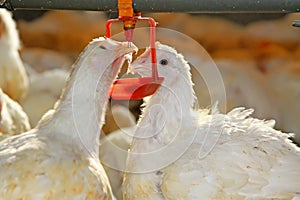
0,37,137,199
123,42,300,199
0,9,28,102
0,88,30,138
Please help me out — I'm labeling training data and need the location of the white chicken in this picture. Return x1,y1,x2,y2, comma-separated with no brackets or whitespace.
100,126,135,200
0,9,28,102
145,28,281,127
20,47,73,73
102,104,136,135
0,88,30,140
191,59,281,126
100,104,137,200
266,62,300,145
123,42,300,199
20,68,69,126
0,37,136,199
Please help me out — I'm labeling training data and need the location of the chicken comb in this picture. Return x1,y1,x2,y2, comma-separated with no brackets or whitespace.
107,0,164,100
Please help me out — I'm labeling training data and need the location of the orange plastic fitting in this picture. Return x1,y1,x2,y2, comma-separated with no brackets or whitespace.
118,0,134,17
118,0,136,30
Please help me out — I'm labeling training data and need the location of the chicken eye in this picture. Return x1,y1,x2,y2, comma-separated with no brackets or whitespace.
159,59,168,65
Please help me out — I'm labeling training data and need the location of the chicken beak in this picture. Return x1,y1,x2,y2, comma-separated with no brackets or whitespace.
128,49,151,76
117,42,138,59
115,43,138,74
111,42,138,77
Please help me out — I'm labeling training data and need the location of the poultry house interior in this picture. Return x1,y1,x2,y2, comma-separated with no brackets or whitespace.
0,1,300,199
11,10,300,142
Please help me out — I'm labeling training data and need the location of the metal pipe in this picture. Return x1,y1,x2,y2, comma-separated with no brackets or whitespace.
1,0,300,13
